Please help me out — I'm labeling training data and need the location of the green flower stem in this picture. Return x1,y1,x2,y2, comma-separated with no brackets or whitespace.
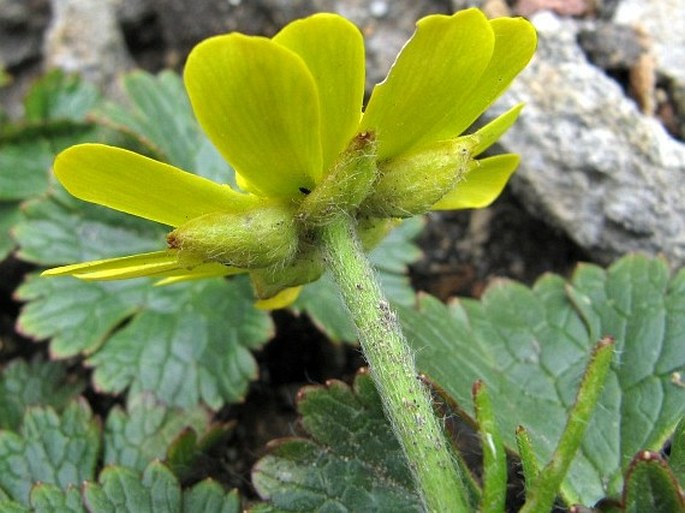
520,337,615,513
321,215,468,513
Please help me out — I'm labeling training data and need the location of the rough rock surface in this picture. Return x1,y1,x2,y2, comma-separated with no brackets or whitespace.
148,0,448,88
44,0,133,92
613,0,685,136
0,0,50,68
494,12,685,266
614,0,685,85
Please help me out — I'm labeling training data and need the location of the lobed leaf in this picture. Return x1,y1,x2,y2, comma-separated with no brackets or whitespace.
0,485,84,513
23,70,100,123
251,371,421,512
84,462,240,513
0,464,239,513
399,254,685,505
0,71,103,260
103,394,215,473
0,203,21,260
622,451,685,513
0,400,100,505
0,358,84,431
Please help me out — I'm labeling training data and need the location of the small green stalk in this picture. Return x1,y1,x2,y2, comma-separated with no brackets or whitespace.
520,337,615,513
473,380,507,513
321,215,468,513
515,425,540,496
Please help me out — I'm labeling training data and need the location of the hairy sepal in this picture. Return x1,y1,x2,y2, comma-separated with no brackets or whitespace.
168,204,298,269
297,132,378,226
361,136,475,218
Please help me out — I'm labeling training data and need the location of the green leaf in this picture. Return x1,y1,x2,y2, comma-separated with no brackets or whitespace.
87,277,271,409
669,417,685,488
13,72,274,413
292,217,424,342
0,71,103,259
0,70,102,200
15,187,165,266
0,203,21,260
0,400,100,505
251,371,422,512
0,139,54,201
0,502,29,513
27,485,84,513
94,70,235,186
23,71,100,123
0,468,239,513
103,394,214,472
0,357,85,431
83,462,240,513
623,451,685,513
21,71,97,123
15,190,272,410
182,480,240,513
18,209,266,411
399,254,685,505
17,272,273,409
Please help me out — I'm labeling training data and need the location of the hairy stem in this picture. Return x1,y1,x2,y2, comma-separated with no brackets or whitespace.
321,215,468,512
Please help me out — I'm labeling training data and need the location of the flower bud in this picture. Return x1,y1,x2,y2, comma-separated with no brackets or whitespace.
167,204,298,269
360,136,476,218
297,132,378,225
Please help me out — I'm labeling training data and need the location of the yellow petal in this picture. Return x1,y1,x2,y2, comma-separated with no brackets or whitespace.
55,144,256,227
452,17,537,146
254,286,303,310
431,154,520,210
185,34,322,198
274,13,365,175
360,9,494,160
42,250,182,281
154,263,244,286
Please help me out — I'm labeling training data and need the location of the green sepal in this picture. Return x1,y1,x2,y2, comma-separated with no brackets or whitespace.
250,245,324,299
623,451,685,513
297,132,378,225
360,136,476,218
471,103,524,156
168,203,298,269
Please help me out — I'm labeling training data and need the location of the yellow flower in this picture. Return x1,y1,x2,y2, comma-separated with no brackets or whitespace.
44,9,536,308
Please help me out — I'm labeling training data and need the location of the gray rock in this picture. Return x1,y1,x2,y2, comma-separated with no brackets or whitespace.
613,0,685,139
331,0,449,88
577,21,646,70
493,12,685,266
0,0,50,68
614,0,685,85
113,0,154,25
148,0,446,90
43,0,133,91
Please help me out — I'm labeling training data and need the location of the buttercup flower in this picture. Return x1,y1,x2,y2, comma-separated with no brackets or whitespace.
44,9,536,308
